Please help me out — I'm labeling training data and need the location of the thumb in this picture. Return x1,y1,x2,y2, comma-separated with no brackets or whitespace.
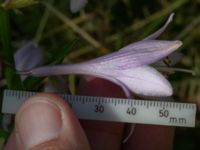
4,93,90,150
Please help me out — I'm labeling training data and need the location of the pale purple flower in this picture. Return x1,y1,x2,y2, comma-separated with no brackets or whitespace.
20,13,182,97
70,0,88,13
14,41,43,80
14,41,70,93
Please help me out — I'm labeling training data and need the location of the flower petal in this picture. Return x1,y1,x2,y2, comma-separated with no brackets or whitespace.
116,66,173,96
70,0,87,13
119,13,174,53
143,13,174,40
90,40,182,69
14,42,43,71
21,63,172,97
19,63,132,97
20,40,182,76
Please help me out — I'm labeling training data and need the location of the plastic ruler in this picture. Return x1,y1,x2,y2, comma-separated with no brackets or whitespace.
1,90,196,127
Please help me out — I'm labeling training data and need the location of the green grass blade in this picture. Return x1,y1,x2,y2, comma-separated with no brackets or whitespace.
49,38,79,64
0,5,23,89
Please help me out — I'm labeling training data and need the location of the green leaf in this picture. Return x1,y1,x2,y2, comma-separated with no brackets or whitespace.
0,5,23,90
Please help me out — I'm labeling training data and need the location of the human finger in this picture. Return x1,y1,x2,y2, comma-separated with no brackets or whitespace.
4,93,90,150
78,77,126,150
123,124,174,150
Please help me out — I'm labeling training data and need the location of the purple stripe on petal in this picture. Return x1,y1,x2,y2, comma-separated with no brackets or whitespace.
116,66,173,96
89,40,182,69
20,63,94,76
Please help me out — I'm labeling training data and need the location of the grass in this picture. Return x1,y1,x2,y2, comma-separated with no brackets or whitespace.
0,3,23,90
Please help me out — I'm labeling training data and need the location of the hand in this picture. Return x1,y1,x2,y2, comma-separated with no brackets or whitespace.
4,78,174,150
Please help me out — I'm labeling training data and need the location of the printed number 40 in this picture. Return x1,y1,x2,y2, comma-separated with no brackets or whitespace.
126,107,136,115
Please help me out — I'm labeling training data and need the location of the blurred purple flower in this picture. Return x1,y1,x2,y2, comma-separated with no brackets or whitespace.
70,0,87,13
14,41,43,80
20,13,182,97
14,41,70,93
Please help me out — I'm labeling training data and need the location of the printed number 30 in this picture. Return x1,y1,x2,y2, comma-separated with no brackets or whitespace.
94,105,104,113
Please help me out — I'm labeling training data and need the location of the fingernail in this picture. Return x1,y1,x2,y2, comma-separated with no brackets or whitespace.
15,96,62,149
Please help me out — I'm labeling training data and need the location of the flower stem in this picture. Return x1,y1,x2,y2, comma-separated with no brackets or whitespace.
33,7,50,45
156,66,196,75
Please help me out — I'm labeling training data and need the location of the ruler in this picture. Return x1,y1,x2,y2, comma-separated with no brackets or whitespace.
1,90,196,127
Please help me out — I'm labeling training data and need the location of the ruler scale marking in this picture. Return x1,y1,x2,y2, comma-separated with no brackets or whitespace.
1,90,196,127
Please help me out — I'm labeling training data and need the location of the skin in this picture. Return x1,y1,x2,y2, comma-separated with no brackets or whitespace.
4,77,175,150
